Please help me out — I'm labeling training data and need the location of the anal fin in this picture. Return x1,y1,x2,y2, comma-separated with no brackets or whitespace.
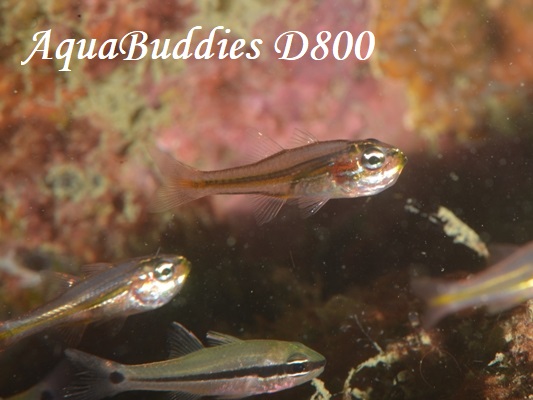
168,392,201,400
250,195,286,225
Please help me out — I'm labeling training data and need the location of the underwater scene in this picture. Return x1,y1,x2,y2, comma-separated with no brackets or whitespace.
1,0,532,399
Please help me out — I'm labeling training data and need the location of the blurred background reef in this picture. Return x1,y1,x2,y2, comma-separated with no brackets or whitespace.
0,0,532,399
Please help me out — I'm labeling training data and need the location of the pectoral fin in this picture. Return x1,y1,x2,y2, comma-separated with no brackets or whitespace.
296,197,330,219
54,323,87,347
93,317,127,337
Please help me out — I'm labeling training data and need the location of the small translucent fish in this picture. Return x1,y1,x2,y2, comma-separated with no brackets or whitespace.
150,132,407,224
412,241,533,327
64,322,326,400
0,255,191,349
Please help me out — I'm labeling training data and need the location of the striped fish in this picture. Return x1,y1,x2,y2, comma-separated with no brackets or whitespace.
412,240,533,327
0,255,191,350
64,322,326,399
150,131,406,224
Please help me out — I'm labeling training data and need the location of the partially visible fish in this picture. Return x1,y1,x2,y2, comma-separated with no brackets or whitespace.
64,322,326,399
0,255,191,349
412,240,533,327
150,131,407,224
2,360,71,400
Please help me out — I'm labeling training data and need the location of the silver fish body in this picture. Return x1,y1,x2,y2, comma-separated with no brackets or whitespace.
0,255,191,349
65,322,326,399
151,133,406,224
412,240,533,327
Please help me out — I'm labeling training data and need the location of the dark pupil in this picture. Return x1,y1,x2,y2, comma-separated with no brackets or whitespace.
156,265,172,279
368,155,380,165
289,361,307,374
363,149,384,169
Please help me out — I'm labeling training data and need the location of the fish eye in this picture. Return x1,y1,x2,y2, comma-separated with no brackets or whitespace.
154,262,174,281
287,353,309,375
362,147,385,170
287,360,308,375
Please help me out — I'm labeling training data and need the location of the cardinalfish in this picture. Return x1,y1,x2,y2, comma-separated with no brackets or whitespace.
150,131,407,224
64,322,326,400
412,240,533,327
0,255,191,349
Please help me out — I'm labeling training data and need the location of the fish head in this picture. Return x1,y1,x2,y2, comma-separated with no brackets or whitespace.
128,255,191,310
283,342,326,383
340,139,407,197
258,340,326,392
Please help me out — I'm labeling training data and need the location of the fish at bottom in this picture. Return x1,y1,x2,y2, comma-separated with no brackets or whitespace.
64,322,326,400
2,360,72,400
412,240,533,327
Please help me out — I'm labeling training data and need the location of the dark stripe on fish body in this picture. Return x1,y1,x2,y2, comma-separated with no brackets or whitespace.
128,360,324,383
199,148,347,189
14,284,130,336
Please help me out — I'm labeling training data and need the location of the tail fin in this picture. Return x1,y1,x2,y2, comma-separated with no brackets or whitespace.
148,147,206,212
0,321,15,351
64,349,125,400
411,277,455,328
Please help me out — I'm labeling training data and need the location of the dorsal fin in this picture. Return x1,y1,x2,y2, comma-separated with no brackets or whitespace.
289,129,319,147
245,131,285,163
168,322,204,358
42,271,79,294
206,331,243,347
80,263,113,278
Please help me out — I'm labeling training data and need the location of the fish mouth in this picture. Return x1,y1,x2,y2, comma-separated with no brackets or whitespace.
390,148,408,167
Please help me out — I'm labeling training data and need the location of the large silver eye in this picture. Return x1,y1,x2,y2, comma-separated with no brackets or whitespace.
154,262,174,282
362,147,385,170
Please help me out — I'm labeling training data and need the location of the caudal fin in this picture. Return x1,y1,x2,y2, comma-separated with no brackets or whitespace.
148,147,206,212
411,277,456,328
0,321,15,351
64,349,125,400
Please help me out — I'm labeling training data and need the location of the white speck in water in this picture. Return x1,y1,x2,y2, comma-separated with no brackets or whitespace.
226,236,236,247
